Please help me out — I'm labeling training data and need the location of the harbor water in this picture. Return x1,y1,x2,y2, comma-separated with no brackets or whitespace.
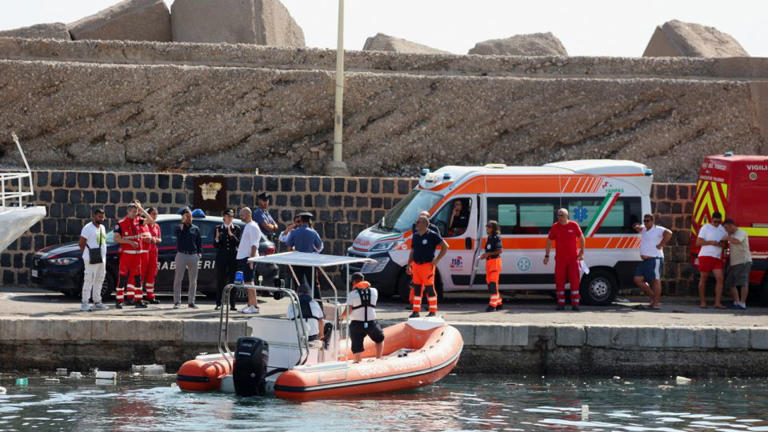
0,374,767,431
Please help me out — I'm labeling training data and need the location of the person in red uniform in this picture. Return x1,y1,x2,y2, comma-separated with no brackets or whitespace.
544,208,586,311
406,216,449,318
482,220,503,312
136,203,161,304
113,203,147,309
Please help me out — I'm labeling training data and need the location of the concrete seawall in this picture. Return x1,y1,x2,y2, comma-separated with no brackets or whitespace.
3,317,767,377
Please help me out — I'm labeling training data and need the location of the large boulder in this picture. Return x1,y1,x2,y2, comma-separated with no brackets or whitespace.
69,0,171,42
0,23,70,40
363,33,448,55
171,0,305,47
468,32,568,56
643,20,748,57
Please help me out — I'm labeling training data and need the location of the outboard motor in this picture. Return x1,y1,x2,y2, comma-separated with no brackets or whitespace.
233,337,269,397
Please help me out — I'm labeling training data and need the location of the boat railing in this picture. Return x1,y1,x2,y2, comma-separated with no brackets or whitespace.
1,133,35,208
219,284,311,370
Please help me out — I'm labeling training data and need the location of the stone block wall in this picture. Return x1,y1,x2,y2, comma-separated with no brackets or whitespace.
0,171,696,296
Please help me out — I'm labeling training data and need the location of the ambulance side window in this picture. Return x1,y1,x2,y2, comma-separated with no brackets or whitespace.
487,198,555,235
564,197,642,234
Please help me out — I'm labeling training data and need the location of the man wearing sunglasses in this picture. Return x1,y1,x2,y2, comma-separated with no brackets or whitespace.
696,211,728,309
632,214,672,309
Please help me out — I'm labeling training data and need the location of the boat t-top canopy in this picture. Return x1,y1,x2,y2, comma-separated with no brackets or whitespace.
249,251,374,268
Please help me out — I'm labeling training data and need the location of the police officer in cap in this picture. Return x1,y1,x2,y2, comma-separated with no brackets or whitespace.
347,272,385,363
286,211,324,297
214,208,241,311
286,283,325,341
254,192,278,239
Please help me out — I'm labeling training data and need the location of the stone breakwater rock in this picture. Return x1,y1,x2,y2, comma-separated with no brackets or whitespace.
0,59,764,180
171,0,305,47
69,0,171,42
643,20,748,58
0,23,70,41
468,32,568,56
363,33,449,55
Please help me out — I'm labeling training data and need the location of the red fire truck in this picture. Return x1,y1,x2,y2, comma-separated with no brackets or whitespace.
690,154,768,303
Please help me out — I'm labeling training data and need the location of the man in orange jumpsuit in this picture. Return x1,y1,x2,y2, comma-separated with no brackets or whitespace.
406,216,449,318
136,203,161,304
544,208,586,311
113,203,147,309
482,220,503,312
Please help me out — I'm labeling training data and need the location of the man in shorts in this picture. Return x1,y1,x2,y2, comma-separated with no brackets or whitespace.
632,214,672,309
723,219,752,310
347,273,385,363
696,211,728,309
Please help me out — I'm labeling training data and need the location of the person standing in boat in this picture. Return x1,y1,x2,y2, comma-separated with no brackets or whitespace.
286,283,325,341
407,215,449,318
285,211,324,298
214,209,241,311
347,273,385,363
481,220,503,312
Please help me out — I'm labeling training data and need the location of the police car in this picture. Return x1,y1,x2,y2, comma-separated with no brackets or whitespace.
30,213,280,300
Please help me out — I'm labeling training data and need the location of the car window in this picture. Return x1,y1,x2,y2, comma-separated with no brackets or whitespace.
198,221,218,246
158,221,177,247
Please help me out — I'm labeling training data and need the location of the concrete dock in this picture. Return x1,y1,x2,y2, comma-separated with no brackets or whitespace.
1,287,767,377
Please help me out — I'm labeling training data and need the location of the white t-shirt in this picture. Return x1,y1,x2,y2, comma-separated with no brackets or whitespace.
236,221,262,260
729,228,752,265
697,223,727,258
640,225,667,258
286,300,324,337
80,222,107,263
348,287,379,322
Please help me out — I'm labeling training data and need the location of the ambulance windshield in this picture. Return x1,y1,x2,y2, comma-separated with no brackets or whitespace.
378,190,442,233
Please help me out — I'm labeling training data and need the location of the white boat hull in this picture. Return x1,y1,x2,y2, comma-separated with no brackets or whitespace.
0,206,46,252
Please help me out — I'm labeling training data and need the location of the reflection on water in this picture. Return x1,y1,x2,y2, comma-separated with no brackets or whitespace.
0,374,767,431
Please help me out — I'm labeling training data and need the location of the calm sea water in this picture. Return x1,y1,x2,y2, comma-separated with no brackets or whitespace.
0,374,767,431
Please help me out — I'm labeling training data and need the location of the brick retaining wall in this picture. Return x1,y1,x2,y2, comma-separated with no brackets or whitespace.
0,171,695,295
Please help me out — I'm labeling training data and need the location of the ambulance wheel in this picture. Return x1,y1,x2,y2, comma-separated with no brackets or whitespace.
99,272,116,301
580,269,617,306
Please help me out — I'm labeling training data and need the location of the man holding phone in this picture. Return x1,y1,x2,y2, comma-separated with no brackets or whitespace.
78,208,109,312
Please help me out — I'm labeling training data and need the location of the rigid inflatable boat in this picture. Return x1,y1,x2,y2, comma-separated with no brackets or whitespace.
0,134,46,252
177,252,463,400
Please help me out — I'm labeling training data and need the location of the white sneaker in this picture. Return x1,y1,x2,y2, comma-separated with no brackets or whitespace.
93,303,109,311
239,305,251,314
80,303,92,312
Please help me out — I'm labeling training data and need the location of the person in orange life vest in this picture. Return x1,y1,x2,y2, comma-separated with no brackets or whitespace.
406,215,449,318
543,208,586,311
113,203,146,309
347,273,385,363
481,220,503,312
136,202,161,304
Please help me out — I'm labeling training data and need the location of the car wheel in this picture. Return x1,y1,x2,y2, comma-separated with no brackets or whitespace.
579,269,618,306
100,272,116,302
397,270,411,303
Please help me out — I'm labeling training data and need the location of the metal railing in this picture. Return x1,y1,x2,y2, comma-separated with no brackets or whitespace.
1,133,34,208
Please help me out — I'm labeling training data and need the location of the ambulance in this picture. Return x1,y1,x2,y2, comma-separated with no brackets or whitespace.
689,154,768,303
348,160,653,305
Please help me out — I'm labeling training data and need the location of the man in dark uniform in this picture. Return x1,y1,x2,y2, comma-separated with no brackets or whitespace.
407,215,449,317
254,192,278,240
286,211,324,298
214,209,241,311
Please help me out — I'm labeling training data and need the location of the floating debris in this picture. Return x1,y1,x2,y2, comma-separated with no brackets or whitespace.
95,371,117,380
132,364,165,376
68,372,83,379
44,378,60,384
0,386,6,394
14,378,28,386
581,404,590,421
676,376,692,385
55,368,68,376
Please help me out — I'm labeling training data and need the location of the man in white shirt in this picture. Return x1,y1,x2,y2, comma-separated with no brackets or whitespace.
696,211,728,309
632,214,672,309
78,208,109,312
286,283,325,341
723,219,752,310
237,207,262,314
347,273,385,363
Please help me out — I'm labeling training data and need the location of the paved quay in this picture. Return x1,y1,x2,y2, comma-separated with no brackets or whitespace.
1,287,767,377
